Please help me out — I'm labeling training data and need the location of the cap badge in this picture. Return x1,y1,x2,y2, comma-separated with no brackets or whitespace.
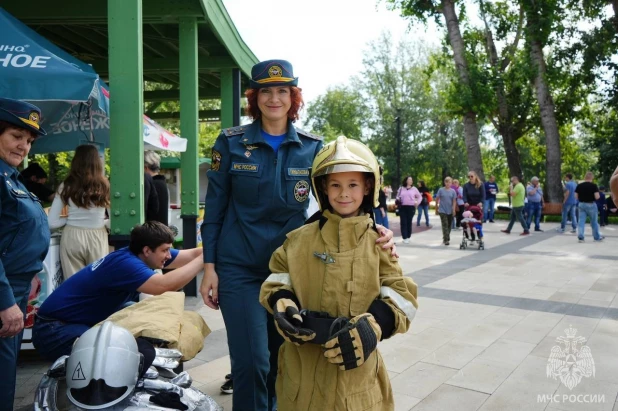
268,66,282,78
29,111,40,124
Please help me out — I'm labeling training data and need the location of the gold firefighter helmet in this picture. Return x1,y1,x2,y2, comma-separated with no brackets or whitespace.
311,135,380,210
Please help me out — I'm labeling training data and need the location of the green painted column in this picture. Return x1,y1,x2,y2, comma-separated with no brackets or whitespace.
179,17,199,219
179,17,199,296
220,69,233,128
108,0,144,244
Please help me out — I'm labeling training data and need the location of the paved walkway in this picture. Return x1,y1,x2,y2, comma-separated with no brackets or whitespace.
15,214,618,410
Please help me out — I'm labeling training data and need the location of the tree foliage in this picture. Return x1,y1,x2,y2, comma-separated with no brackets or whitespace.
305,86,369,143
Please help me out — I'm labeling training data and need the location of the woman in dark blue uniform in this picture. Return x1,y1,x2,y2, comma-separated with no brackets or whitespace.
199,60,395,411
0,98,50,410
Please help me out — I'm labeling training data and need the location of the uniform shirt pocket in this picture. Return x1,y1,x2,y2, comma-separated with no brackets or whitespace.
229,162,263,206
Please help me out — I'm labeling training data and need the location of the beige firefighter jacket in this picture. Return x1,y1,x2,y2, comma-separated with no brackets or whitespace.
259,210,418,411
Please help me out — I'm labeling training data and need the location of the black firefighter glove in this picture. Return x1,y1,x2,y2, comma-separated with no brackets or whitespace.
323,313,382,371
270,290,316,345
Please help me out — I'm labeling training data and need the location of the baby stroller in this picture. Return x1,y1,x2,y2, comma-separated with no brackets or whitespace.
460,205,485,250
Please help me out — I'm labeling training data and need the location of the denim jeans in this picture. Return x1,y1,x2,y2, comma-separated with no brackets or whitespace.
416,204,430,226
526,202,543,230
32,317,90,361
483,198,496,221
561,203,577,230
506,206,529,232
0,278,30,411
373,208,389,229
578,202,602,240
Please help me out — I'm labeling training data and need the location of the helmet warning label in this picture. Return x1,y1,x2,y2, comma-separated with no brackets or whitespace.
72,362,86,380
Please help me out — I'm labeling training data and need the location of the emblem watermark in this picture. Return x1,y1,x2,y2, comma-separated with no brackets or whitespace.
546,325,595,390
536,326,605,405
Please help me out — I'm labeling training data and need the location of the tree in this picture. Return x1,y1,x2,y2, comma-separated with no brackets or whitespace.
354,33,442,187
385,0,486,179
521,0,564,202
305,86,369,142
477,0,530,179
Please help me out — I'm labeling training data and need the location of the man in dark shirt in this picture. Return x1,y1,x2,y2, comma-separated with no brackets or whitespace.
144,151,169,225
21,162,55,202
483,175,499,222
575,172,604,242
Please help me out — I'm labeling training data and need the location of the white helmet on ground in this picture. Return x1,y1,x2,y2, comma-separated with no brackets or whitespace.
66,321,141,409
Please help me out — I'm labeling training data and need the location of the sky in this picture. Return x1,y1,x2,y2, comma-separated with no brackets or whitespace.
221,0,440,109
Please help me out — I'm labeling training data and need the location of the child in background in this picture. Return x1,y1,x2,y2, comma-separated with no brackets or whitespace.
462,206,484,241
435,177,457,246
259,136,418,411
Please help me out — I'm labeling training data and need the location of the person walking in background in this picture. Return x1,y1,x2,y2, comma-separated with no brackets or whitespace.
144,151,169,226
452,178,465,229
0,98,50,410
558,173,578,233
48,144,110,278
575,171,604,243
526,176,544,232
596,186,607,227
416,179,431,227
373,167,389,229
144,161,159,222
396,176,422,243
435,177,457,245
463,170,485,210
385,184,393,200
501,175,530,236
483,175,498,222
606,192,617,222
21,162,55,202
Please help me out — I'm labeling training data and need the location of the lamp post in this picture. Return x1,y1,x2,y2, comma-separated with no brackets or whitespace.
395,109,402,188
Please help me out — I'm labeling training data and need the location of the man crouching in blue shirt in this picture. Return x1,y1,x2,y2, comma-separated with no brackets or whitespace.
32,221,204,361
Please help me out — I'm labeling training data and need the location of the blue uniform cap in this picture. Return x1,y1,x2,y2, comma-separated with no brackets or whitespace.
0,97,47,136
249,59,298,89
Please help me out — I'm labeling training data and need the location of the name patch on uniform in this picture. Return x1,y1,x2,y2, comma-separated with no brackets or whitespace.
288,168,309,177
232,163,259,172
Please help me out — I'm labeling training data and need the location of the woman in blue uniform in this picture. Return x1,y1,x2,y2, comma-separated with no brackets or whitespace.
0,98,50,410
199,60,394,411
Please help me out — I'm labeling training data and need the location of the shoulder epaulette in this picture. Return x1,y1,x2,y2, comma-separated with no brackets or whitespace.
296,128,323,141
223,125,248,137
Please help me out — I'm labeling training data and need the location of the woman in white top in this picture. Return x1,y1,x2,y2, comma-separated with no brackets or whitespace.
48,145,110,278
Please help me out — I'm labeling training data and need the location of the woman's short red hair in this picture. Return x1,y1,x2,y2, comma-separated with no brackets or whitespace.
245,86,304,122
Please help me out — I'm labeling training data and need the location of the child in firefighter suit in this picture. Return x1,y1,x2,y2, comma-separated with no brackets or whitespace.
259,136,418,411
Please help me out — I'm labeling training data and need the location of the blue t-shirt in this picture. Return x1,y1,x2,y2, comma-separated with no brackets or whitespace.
261,130,286,154
564,181,577,205
38,247,179,325
484,181,498,199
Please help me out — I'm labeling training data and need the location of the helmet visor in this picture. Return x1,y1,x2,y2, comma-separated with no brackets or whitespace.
69,379,130,408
